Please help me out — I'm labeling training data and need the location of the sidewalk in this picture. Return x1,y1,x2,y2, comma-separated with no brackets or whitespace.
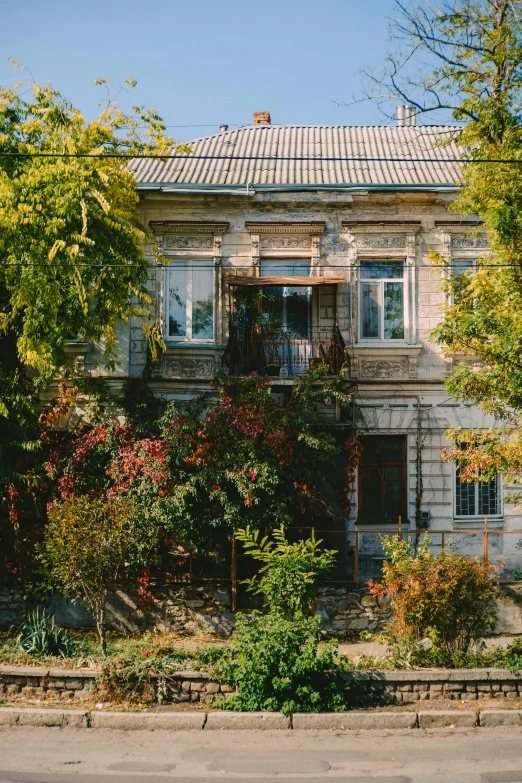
337,636,518,658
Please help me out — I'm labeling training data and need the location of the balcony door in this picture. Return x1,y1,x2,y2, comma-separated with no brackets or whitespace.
259,259,311,375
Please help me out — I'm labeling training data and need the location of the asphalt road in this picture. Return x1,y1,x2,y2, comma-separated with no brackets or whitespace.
2,726,522,782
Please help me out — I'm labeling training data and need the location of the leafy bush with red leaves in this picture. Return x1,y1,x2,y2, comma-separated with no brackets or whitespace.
47,371,353,553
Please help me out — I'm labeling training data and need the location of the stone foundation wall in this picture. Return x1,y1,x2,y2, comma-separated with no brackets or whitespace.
2,665,522,707
0,584,389,638
1,583,521,638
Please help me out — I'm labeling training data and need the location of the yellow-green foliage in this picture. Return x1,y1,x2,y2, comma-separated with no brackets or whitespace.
44,496,159,654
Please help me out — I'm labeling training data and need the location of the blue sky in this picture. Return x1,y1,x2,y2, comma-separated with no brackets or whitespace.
2,0,398,143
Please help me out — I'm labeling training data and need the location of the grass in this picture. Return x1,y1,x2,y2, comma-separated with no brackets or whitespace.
0,629,228,670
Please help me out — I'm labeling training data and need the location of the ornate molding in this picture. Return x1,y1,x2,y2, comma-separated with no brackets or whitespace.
260,236,312,249
164,236,213,250
247,222,324,265
359,359,409,379
451,234,488,249
151,222,229,263
357,235,406,249
163,357,215,378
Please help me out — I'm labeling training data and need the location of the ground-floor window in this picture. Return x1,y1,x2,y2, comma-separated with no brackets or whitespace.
357,435,407,524
454,466,501,518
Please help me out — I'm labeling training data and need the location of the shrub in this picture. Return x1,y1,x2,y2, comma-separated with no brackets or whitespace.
213,613,350,715
209,527,350,714
15,608,77,658
43,496,160,656
370,536,500,663
235,525,336,619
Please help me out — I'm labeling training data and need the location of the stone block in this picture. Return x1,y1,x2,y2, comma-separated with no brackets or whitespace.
292,712,418,730
480,710,522,727
17,709,64,727
205,711,290,730
91,711,206,730
418,711,477,728
204,683,220,694
0,708,19,725
63,710,89,728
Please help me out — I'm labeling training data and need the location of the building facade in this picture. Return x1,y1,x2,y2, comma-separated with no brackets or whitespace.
71,114,520,577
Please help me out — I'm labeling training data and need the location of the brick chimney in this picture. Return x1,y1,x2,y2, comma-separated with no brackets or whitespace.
253,111,271,125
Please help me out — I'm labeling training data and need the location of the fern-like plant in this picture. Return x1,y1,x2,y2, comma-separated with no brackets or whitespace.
235,526,336,618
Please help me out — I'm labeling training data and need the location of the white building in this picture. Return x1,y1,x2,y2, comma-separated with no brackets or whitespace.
73,112,521,578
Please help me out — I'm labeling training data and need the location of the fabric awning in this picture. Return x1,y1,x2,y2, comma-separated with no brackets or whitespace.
225,274,345,286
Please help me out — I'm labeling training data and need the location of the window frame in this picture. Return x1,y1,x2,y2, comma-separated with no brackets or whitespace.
449,258,479,305
358,260,406,342
357,435,408,525
164,260,216,344
453,465,503,521
259,258,313,335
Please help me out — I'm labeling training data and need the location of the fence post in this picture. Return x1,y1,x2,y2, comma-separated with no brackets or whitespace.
398,515,403,541
441,532,445,553
231,538,237,612
354,531,359,583
483,518,489,565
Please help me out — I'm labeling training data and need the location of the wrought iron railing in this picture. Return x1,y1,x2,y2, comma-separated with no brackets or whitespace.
223,322,346,377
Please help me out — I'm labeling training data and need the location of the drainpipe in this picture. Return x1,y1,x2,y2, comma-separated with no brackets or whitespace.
414,395,423,530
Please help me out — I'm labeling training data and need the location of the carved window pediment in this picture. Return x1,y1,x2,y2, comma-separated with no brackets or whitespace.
150,221,229,261
245,222,325,268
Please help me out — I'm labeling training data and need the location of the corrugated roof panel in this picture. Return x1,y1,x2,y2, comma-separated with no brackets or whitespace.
131,124,463,188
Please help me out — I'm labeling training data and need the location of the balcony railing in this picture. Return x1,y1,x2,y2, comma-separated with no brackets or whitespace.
223,321,346,377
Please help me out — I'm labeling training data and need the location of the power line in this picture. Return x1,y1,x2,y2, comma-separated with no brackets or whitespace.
0,151,520,163
3,262,522,270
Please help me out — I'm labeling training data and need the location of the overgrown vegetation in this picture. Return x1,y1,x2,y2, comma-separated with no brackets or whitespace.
209,527,352,714
370,536,500,667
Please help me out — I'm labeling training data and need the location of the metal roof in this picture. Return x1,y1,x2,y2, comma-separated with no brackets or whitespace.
130,124,462,191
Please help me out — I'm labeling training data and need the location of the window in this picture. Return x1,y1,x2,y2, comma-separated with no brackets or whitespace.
451,259,478,303
358,435,407,524
259,259,311,338
359,260,404,340
455,466,501,518
166,261,214,342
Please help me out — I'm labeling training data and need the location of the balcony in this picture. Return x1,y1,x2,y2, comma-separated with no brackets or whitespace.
223,273,346,378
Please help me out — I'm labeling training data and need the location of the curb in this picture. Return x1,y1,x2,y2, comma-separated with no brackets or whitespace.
1,706,522,730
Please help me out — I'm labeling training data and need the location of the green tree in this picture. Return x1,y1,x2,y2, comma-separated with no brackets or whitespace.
369,1,522,483
44,495,160,655
0,67,184,570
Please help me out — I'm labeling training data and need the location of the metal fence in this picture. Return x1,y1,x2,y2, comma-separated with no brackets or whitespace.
162,523,522,611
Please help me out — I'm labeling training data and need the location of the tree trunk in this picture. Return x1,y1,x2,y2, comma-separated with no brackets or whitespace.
96,602,107,658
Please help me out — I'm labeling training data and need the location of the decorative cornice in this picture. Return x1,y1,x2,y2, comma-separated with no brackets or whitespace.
149,221,229,234
245,221,326,235
342,220,421,232
434,219,483,227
